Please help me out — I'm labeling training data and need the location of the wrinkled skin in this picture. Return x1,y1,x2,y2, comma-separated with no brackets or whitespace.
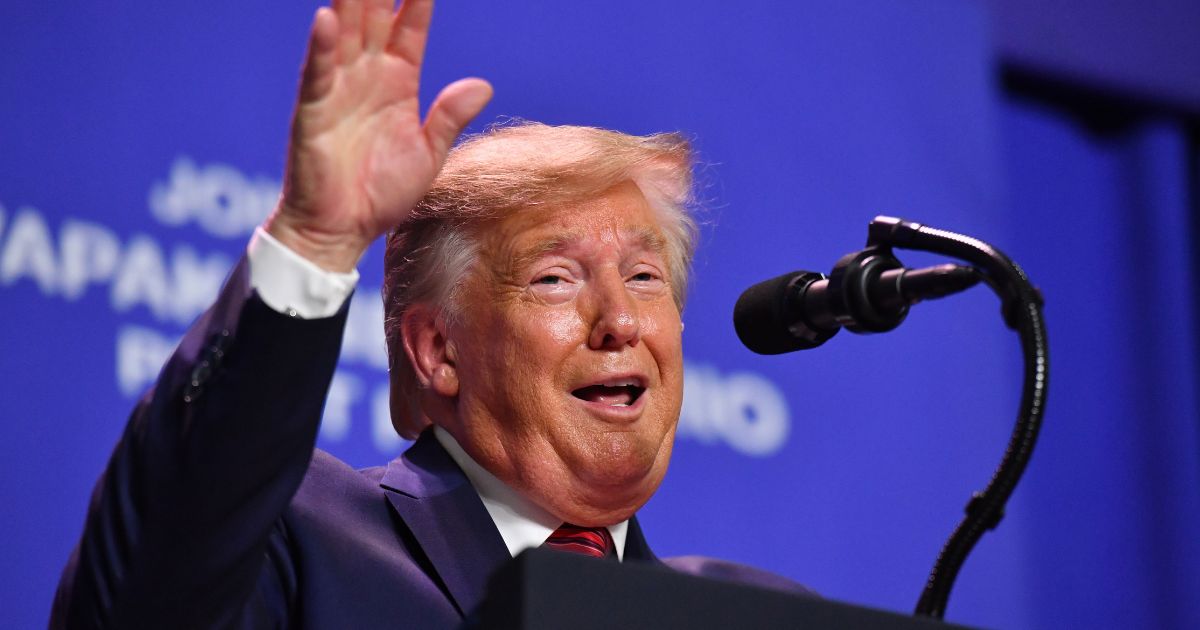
406,182,685,527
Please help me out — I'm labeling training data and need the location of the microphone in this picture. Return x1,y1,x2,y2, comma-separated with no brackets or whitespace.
733,248,981,355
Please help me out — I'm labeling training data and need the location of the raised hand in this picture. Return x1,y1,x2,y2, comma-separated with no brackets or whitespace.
266,0,492,272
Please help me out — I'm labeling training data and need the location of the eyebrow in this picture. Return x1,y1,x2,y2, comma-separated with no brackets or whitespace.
511,226,668,270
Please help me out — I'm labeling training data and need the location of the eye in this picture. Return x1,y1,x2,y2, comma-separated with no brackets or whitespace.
529,269,578,305
626,266,667,296
627,266,663,284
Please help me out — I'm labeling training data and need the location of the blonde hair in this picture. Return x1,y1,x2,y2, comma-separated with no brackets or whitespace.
383,120,698,438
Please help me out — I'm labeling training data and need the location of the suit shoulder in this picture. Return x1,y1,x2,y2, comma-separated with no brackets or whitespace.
662,555,819,598
288,450,388,515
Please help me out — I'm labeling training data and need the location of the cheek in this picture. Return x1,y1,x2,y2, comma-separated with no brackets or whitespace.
646,309,685,412
537,308,585,346
506,307,586,353
643,296,682,333
491,309,585,401
645,308,684,360
639,314,670,341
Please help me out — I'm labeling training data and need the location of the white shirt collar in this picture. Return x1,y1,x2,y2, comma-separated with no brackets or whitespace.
433,426,628,561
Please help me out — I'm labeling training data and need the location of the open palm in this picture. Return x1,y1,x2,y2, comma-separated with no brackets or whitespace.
268,0,492,272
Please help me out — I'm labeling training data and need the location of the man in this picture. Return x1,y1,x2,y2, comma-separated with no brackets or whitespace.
52,1,808,627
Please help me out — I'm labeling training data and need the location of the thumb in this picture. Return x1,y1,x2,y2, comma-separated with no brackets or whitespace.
423,78,494,163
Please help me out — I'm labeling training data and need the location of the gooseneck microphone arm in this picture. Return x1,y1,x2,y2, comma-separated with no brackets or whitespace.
870,217,1049,620
733,216,1048,620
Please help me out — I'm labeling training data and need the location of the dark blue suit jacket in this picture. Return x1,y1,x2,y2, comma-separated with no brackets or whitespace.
51,260,810,629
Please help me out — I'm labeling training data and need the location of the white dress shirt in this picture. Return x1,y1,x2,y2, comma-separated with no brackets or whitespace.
432,426,627,561
245,227,628,560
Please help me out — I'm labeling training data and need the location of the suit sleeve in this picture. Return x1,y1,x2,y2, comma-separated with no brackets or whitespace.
50,257,349,629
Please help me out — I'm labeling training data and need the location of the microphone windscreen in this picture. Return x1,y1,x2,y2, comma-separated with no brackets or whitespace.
733,271,811,355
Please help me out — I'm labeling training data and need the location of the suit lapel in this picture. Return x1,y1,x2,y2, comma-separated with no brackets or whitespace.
623,515,661,564
380,431,666,615
380,432,511,617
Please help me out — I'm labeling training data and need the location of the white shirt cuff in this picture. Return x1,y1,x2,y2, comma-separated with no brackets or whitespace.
246,226,359,319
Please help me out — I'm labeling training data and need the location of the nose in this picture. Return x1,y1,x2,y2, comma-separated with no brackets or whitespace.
587,272,640,350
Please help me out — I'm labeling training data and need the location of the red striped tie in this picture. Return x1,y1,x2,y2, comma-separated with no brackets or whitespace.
543,523,615,559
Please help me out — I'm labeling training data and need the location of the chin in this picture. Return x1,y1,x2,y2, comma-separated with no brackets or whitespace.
559,432,675,519
552,489,646,528
577,429,666,479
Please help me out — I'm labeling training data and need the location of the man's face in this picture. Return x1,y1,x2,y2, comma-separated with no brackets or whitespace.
441,181,684,526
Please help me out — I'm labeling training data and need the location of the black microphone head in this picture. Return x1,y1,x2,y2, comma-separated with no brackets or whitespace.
733,271,837,354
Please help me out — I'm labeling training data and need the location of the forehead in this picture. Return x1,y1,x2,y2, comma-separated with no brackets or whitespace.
481,181,668,261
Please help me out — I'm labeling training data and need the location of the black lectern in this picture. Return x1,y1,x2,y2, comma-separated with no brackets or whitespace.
468,549,976,629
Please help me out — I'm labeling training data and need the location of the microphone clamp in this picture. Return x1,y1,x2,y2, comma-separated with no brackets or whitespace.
733,238,981,355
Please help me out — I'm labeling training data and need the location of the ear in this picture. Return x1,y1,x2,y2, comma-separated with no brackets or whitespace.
400,304,459,398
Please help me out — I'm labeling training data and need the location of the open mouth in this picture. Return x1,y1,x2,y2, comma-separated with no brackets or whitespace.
571,378,646,407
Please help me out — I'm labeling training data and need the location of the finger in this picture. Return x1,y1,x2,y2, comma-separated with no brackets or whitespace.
363,0,393,52
423,78,493,162
299,7,341,103
333,0,365,63
386,0,433,67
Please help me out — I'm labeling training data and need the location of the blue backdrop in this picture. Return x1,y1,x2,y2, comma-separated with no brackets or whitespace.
2,1,1197,628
